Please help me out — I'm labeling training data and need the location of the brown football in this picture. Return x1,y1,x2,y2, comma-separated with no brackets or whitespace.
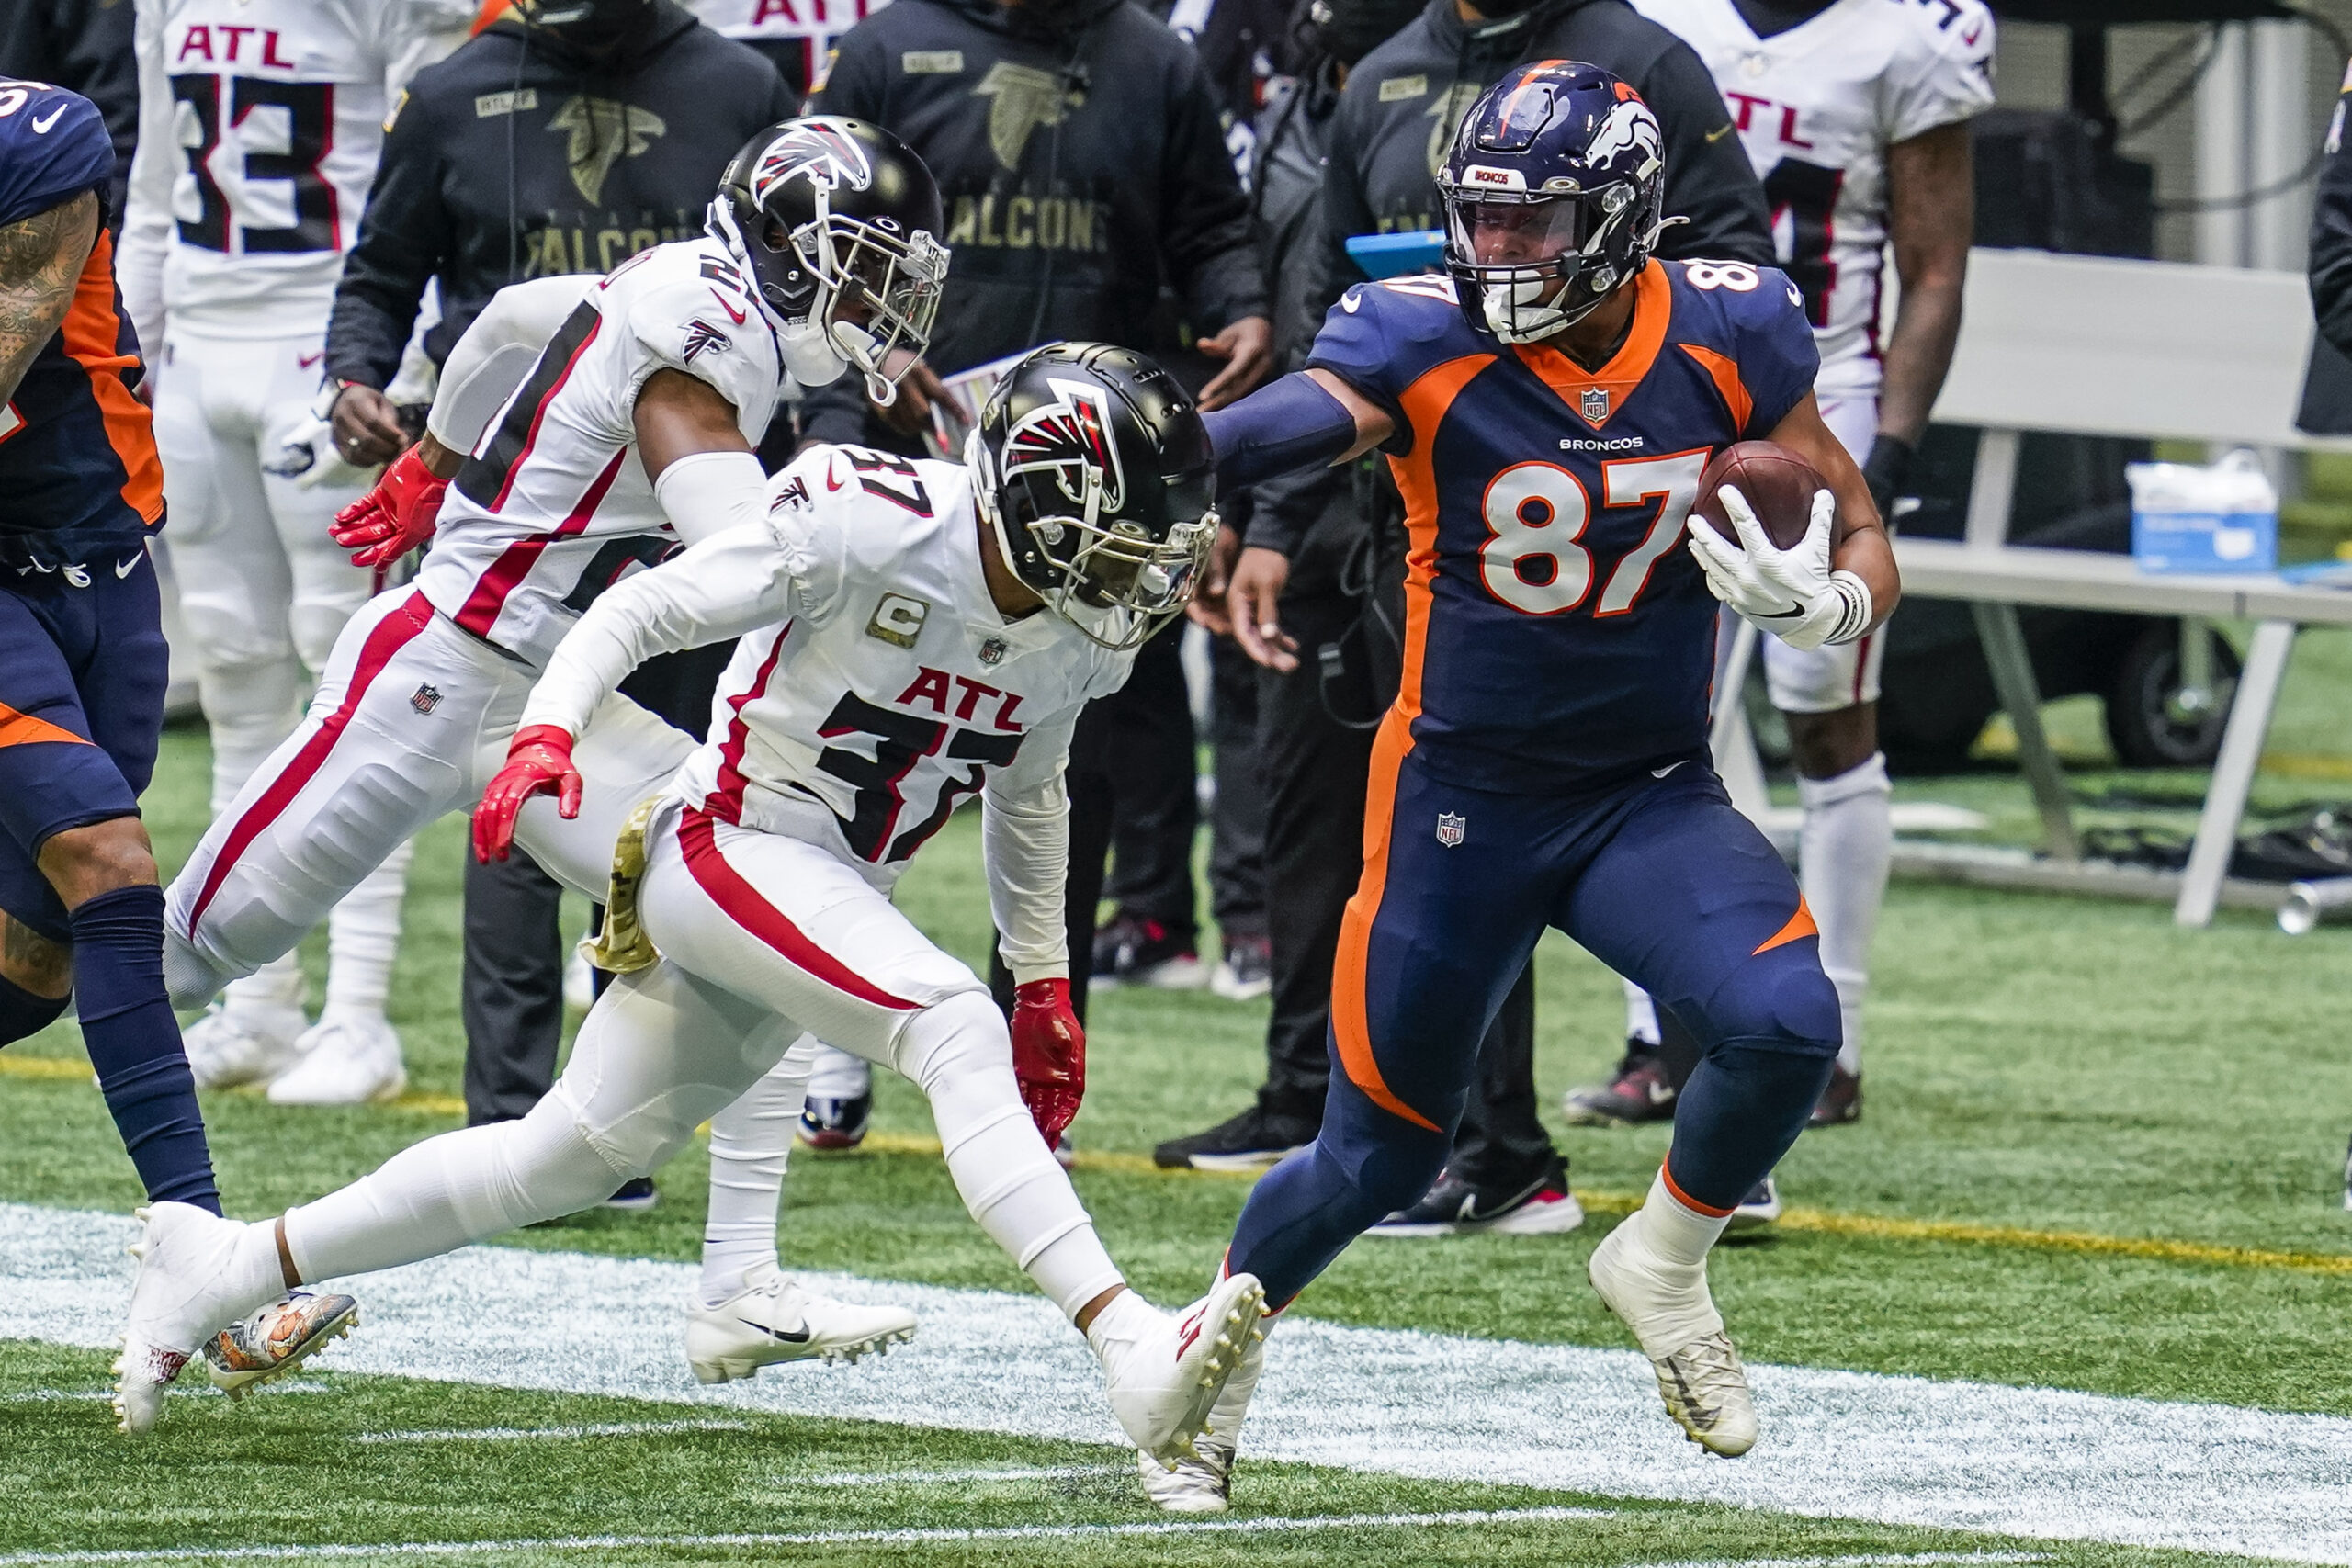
1692,441,1831,553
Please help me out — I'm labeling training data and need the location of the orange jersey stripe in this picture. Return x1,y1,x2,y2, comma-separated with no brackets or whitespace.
0,702,92,750
1329,711,1440,1133
1389,352,1494,721
60,231,162,525
1752,896,1818,955
1512,260,1670,429
1679,342,1752,435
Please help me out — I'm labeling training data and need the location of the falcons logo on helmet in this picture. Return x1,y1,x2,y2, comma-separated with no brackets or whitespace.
1003,378,1126,514
750,118,873,203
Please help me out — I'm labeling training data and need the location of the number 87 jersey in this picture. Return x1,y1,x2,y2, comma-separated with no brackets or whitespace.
1306,257,1817,793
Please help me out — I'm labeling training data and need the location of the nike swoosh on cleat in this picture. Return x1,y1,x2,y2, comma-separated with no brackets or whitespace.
736,1318,812,1343
31,105,66,134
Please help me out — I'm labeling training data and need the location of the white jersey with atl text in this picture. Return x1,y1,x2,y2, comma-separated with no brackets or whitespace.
120,0,475,355
518,449,1133,968
417,238,787,667
1632,0,1995,398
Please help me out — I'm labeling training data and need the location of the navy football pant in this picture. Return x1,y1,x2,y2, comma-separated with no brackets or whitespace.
0,558,218,1212
1226,735,1838,1307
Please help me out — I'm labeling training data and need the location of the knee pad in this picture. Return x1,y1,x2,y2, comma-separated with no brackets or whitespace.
888,988,1011,1100
0,973,70,1045
1700,949,1842,1061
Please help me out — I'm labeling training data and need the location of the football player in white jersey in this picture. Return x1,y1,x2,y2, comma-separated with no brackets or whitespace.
119,344,1269,1469
1590,0,1993,1134
119,0,477,1103
154,118,947,1063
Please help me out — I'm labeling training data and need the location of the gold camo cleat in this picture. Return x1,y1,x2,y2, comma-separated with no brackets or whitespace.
203,1292,360,1398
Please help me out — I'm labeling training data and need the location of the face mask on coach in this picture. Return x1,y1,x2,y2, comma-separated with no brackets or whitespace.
516,0,660,58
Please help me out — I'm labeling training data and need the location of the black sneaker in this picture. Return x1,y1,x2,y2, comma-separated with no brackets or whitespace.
1726,1176,1781,1233
1562,1040,1679,1126
605,1177,657,1213
1091,912,1206,991
1210,931,1272,1001
797,1090,872,1150
2342,1134,2351,1213
1368,1158,1584,1237
1810,1066,1861,1126
1152,1100,1317,1171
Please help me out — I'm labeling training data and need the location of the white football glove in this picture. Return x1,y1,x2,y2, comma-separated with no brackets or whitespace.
1684,484,1872,652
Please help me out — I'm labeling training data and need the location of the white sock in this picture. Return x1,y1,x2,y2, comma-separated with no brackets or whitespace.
1613,1167,1733,1356
224,1221,292,1318
1623,981,1659,1047
1797,751,1891,1077
283,1100,621,1285
700,1038,815,1308
322,840,413,1021
220,952,305,1019
807,1043,870,1100
890,992,1123,1321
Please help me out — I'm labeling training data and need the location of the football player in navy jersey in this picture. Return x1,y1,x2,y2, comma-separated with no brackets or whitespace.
0,78,351,1435
1147,61,1899,1501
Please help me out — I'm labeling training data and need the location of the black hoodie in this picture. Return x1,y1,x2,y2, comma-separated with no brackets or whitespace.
1317,0,1770,312
805,0,1266,442
326,1,795,389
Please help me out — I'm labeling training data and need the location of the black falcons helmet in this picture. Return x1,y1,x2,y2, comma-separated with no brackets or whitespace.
967,344,1219,653
710,118,948,400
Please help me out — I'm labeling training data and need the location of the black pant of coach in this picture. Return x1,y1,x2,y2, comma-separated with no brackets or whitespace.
1255,587,1550,1190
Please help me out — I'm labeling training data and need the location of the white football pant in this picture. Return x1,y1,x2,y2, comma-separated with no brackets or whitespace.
163,587,691,1010
278,796,1126,1325
153,324,411,1021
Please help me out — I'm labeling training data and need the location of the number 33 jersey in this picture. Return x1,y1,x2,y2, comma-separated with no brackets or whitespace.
1633,0,1996,400
1306,260,1815,793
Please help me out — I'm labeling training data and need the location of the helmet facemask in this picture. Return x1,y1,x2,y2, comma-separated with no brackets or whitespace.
790,204,948,408
966,425,1217,653
1442,178,1653,344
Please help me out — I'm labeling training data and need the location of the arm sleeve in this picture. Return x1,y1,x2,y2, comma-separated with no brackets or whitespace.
425,275,597,450
1300,284,1413,444
324,85,450,387
1201,369,1357,491
983,709,1076,986
1159,52,1267,332
2313,63,2352,360
119,0,175,361
1639,42,1773,268
652,450,770,548
517,524,799,737
1736,268,1823,437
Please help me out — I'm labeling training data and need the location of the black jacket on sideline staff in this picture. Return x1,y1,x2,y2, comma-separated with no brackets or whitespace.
325,1,793,389
0,0,136,222
1318,0,1770,312
806,0,1266,443
2311,59,2352,362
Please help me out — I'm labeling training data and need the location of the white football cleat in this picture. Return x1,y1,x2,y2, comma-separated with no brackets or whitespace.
1136,1313,1268,1513
1587,1220,1756,1457
1089,1273,1266,1469
685,1265,916,1383
267,1013,406,1106
182,999,307,1091
115,1203,266,1436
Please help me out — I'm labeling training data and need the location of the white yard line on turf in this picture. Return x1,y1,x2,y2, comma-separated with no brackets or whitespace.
355,1418,751,1444
0,1507,1612,1564
793,1464,1123,1487
4,1204,2350,1562
0,1382,331,1404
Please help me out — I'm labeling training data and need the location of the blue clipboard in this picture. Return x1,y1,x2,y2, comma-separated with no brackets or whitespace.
1344,230,1445,279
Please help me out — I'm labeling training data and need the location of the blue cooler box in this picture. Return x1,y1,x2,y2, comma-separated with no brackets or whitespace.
2131,508,2278,575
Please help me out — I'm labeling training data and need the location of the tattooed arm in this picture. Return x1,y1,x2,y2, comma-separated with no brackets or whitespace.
0,190,99,409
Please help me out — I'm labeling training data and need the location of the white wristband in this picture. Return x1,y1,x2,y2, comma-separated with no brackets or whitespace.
1823,570,1874,645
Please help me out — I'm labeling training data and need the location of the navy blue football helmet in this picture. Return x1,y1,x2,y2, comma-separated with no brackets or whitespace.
1437,62,1668,344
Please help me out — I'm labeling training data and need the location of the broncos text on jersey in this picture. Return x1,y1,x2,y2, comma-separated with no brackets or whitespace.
1305,258,1816,791
0,80,164,570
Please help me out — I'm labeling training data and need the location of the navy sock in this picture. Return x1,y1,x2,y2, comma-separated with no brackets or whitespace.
0,972,69,1044
73,884,220,1214
1665,1040,1833,1211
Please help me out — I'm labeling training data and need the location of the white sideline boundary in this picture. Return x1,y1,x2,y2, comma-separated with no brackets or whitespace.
4,1204,2351,1562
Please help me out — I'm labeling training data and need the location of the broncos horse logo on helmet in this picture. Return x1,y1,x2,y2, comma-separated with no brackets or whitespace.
969,344,1216,652
1437,62,1669,344
710,117,948,402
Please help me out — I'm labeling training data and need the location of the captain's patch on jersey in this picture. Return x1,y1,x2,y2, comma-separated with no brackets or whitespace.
866,592,930,649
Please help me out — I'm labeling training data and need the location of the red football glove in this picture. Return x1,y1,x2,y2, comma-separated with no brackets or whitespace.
472,725,582,863
1010,977,1085,1145
331,446,447,569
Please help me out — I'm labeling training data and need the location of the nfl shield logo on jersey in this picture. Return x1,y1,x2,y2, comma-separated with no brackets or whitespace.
1578,387,1610,425
1435,811,1466,848
978,636,1008,666
411,684,443,716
